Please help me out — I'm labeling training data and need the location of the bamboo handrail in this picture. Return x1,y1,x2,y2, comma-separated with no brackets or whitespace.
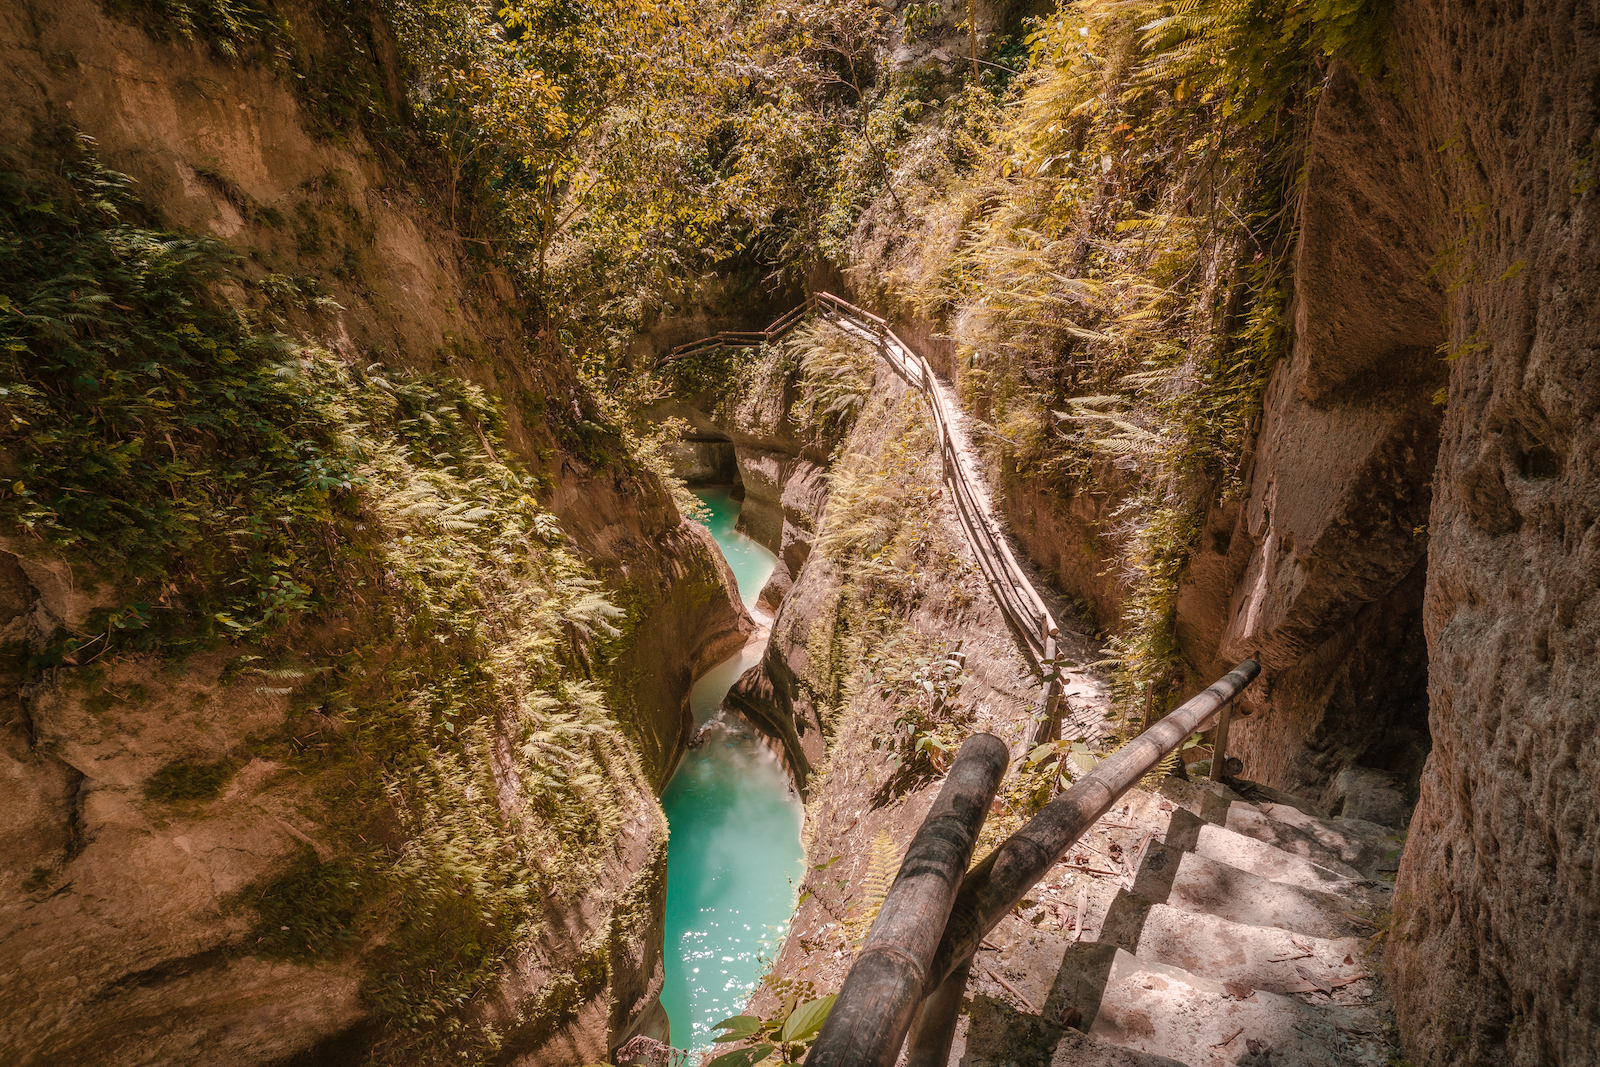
810,292,1061,668
816,659,1261,1067
806,734,1009,1067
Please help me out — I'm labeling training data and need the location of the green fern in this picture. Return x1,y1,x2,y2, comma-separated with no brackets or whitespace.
847,832,900,948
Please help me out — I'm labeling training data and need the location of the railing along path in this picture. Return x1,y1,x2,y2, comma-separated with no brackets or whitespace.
660,297,1261,1065
662,293,1070,740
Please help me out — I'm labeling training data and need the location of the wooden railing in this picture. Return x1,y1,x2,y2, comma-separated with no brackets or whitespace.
661,296,1263,1064
661,293,1069,737
807,659,1261,1067
655,301,812,363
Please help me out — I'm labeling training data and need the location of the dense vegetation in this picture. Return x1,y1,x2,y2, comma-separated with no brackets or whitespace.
0,138,357,656
6,0,1397,1061
0,135,650,1062
372,0,1394,724
868,0,1394,719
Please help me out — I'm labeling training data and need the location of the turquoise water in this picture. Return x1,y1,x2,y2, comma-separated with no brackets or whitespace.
693,486,777,612
660,488,802,1052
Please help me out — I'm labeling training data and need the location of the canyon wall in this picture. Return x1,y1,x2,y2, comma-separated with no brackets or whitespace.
1085,5,1600,1060
0,2,747,1063
1178,7,1600,1060
1182,60,1446,821
1383,3,1600,1063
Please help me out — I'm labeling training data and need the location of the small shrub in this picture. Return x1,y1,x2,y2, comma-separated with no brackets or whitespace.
248,850,366,960
145,757,238,802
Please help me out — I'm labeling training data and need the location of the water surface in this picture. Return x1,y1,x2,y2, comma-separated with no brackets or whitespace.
660,488,802,1052
693,486,776,612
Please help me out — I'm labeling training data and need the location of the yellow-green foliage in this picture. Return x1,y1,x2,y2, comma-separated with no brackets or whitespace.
846,832,900,947
791,322,877,429
818,394,957,605
788,386,971,760
657,319,877,447
851,0,1393,723
214,351,651,1063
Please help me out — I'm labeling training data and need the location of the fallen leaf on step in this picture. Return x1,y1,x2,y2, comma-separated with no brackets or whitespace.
1223,981,1255,1000
1295,964,1333,994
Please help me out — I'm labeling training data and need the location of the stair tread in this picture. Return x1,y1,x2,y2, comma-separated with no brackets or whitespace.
1240,802,1404,874
1161,777,1404,878
1051,1028,1190,1067
1132,842,1386,940
1082,947,1394,1067
954,995,1190,1067
1167,808,1369,885
1100,891,1384,1003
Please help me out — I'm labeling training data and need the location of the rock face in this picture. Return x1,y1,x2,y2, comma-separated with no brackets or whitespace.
1380,4,1600,1064
1172,7,1600,1061
0,3,749,1064
647,334,851,614
1175,59,1445,815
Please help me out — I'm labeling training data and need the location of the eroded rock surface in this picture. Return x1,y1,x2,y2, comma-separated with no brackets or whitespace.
0,2,750,1063
1383,4,1600,1064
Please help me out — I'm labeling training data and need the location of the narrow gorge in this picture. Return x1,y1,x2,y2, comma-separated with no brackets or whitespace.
1,1,1595,1066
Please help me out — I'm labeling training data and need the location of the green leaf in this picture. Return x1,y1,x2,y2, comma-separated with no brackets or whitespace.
780,994,836,1042
706,1044,775,1067
711,1015,763,1042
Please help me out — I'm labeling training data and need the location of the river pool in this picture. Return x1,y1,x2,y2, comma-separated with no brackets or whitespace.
659,487,804,1052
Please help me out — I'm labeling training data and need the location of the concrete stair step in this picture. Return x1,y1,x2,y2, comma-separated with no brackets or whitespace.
1158,776,1404,878
1046,944,1395,1067
1130,842,1385,940
1165,808,1370,886
1232,801,1405,879
954,995,1189,1067
1049,1028,1190,1067
1157,777,1243,825
1219,801,1393,878
1096,890,1382,1001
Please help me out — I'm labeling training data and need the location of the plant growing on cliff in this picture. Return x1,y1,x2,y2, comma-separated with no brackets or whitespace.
833,0,1394,718
706,994,838,1066
229,355,651,1063
1,137,667,1062
0,141,357,655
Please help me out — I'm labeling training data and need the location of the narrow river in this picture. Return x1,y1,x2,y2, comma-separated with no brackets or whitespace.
660,488,805,1052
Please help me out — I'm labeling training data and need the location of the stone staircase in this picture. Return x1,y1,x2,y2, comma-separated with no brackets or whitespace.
949,778,1406,1067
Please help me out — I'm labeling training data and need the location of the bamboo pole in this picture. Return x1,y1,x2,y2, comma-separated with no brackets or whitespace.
902,956,972,1067
805,734,1009,1067
923,660,1260,996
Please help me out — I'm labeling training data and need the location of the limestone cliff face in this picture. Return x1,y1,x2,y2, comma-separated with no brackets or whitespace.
1380,4,1600,1064
1089,6,1599,1056
0,2,747,1063
1162,7,1600,1059
1124,6,1600,1060
1177,60,1446,818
